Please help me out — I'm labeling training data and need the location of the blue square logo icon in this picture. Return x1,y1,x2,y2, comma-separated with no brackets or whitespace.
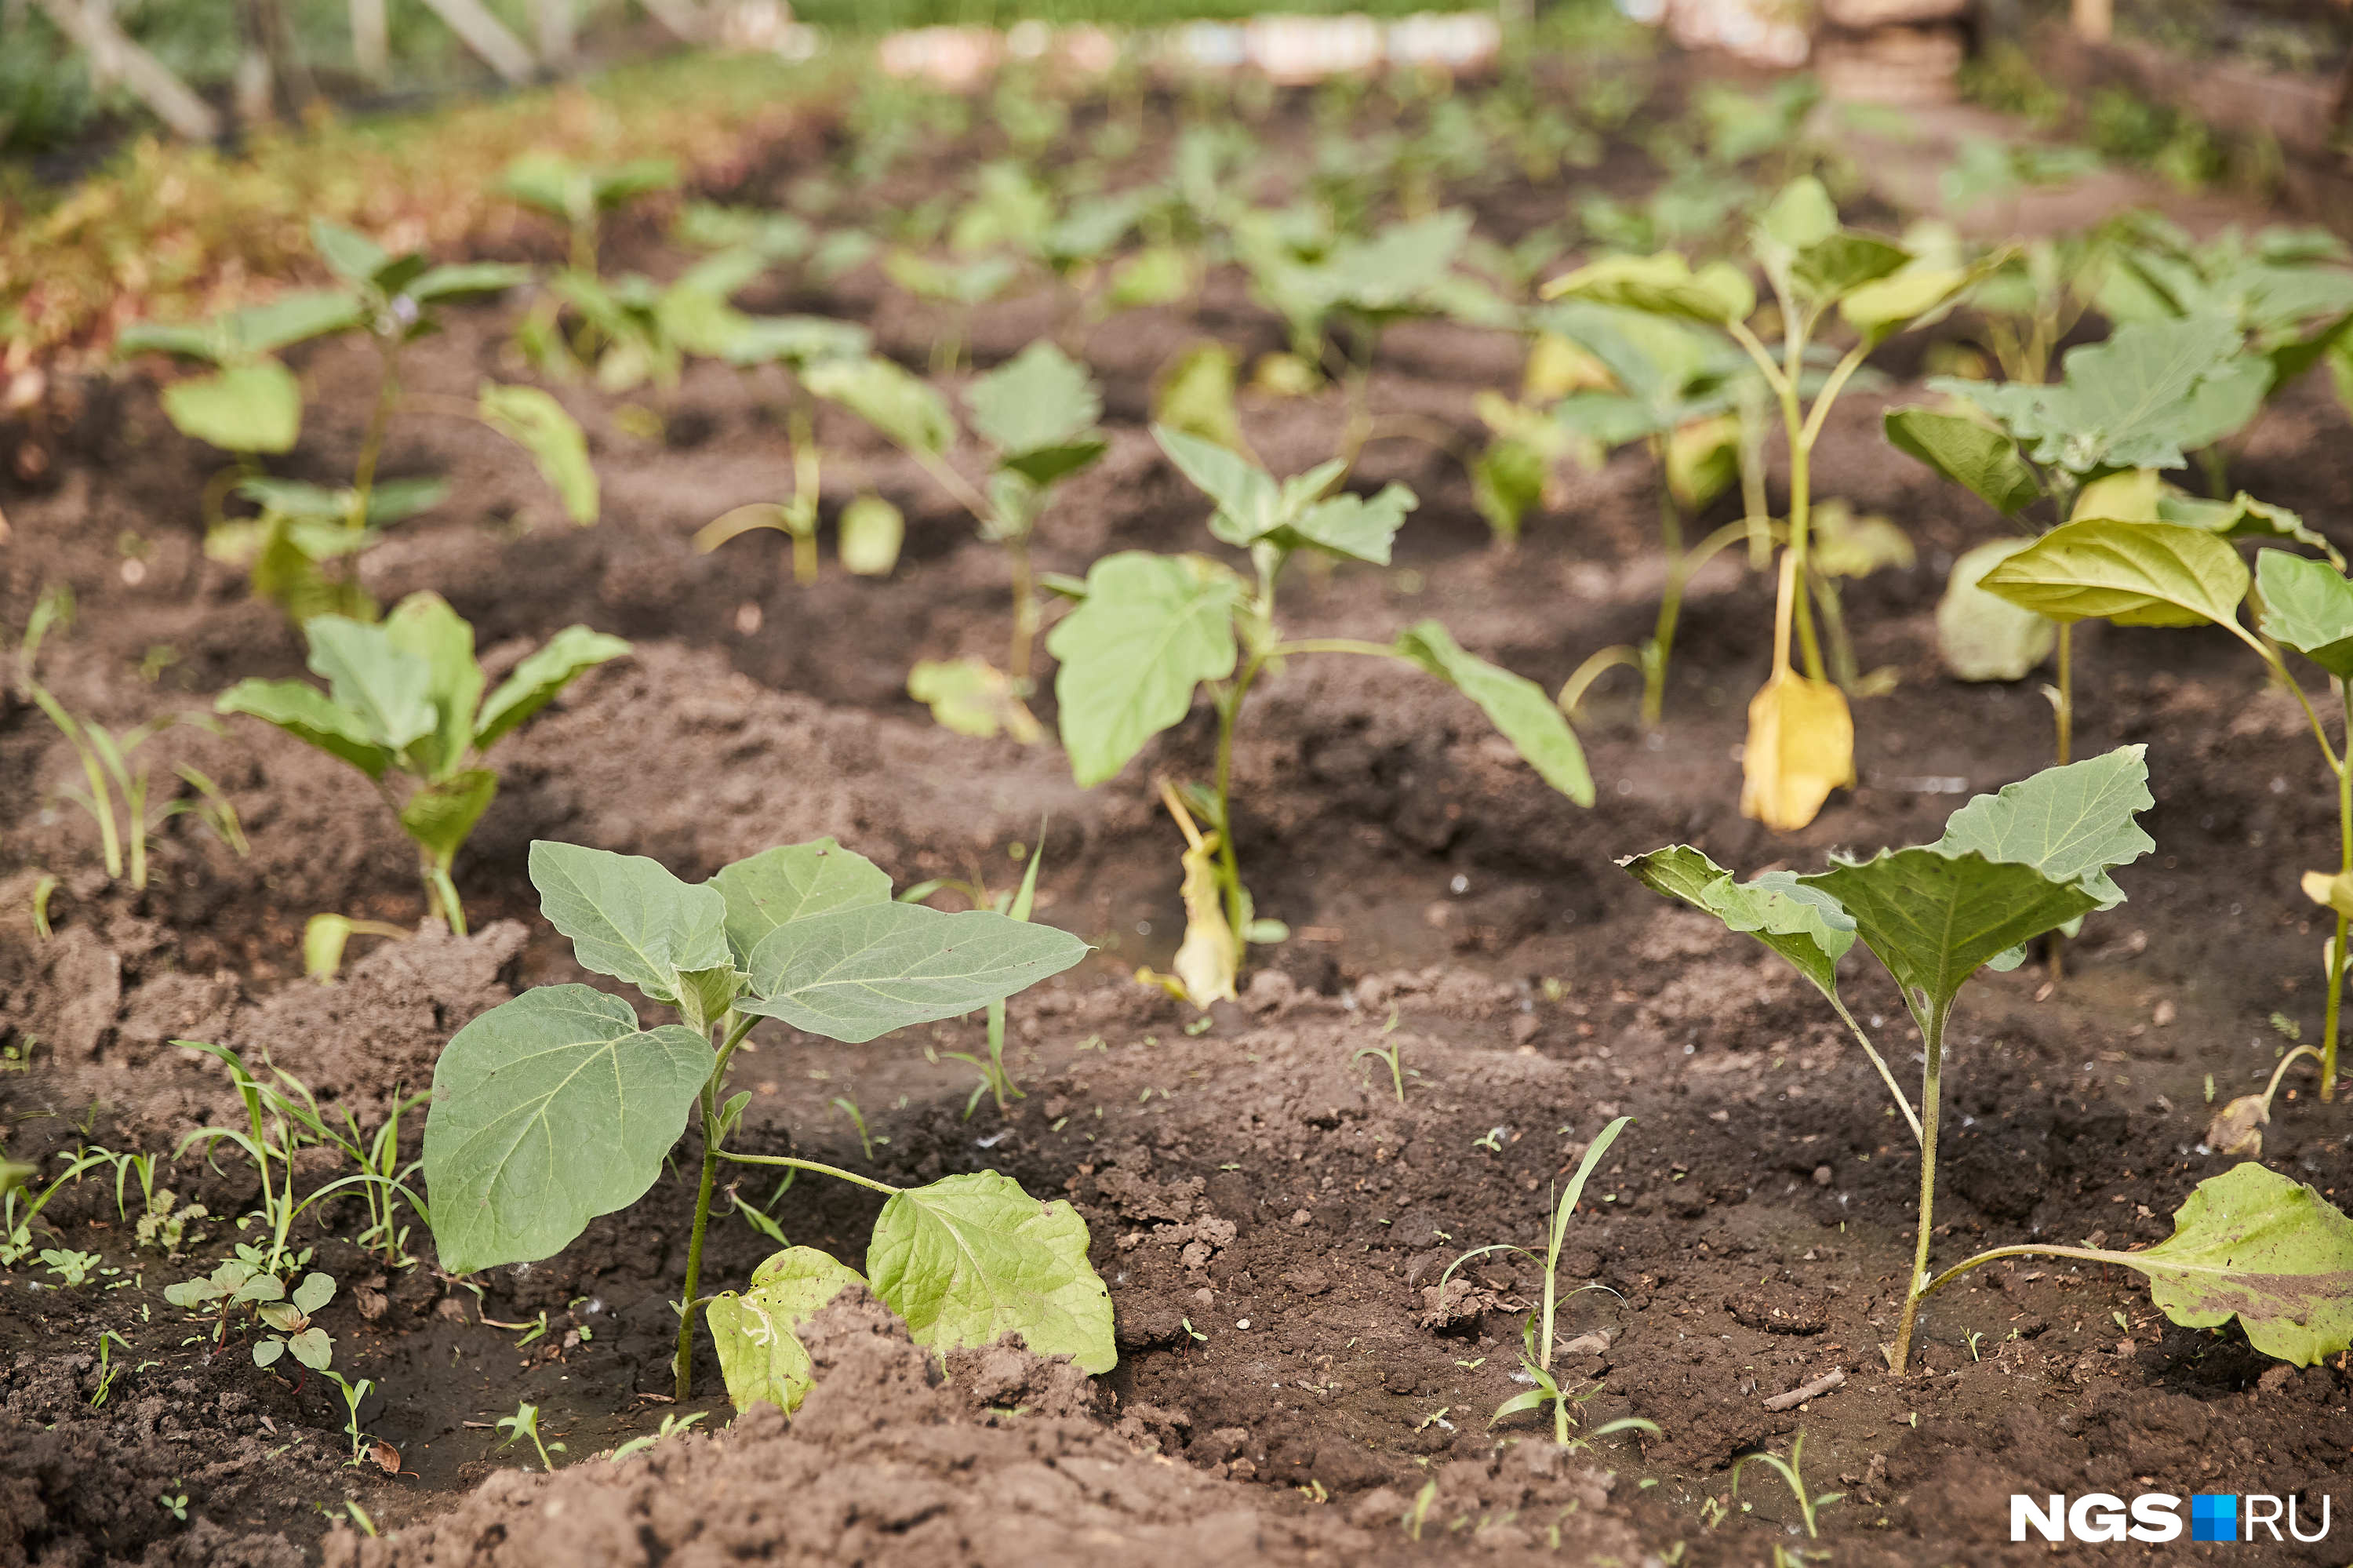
2191,1493,2237,1543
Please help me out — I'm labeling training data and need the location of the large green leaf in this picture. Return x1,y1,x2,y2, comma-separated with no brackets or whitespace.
2099,1162,2353,1367
1758,176,1839,254
1883,408,2042,516
1791,233,1911,304
226,289,365,355
1927,317,2245,475
2255,548,2353,679
473,624,630,752
304,617,436,753
707,839,893,967
2158,491,2343,567
707,1247,869,1413
1544,251,1757,324
1934,745,2153,909
739,903,1089,1044
1394,621,1594,806
1977,519,2252,629
528,842,730,1004
806,356,955,457
966,342,1101,464
1153,425,1283,545
423,985,714,1275
312,219,389,289
400,769,498,865
1800,849,2099,1016
161,362,303,454
1620,846,1854,1001
867,1171,1115,1373
384,592,482,781
478,384,598,526
1937,537,2057,681
1282,485,1415,566
213,678,395,778
1046,551,1242,787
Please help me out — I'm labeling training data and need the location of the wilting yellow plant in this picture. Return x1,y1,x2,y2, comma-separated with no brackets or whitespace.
1136,780,1239,1009
1742,554,1854,831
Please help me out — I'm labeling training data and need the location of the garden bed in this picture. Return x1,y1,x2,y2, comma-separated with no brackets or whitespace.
5,51,2353,1567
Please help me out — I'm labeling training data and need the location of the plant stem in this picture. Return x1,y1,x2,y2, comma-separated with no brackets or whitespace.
352,345,401,526
718,1151,904,1196
1890,1002,1948,1375
1645,468,1684,727
1826,994,1922,1143
788,404,819,588
1557,646,1645,719
1008,539,1037,683
2053,623,2074,766
1210,663,1260,940
2329,682,2352,1102
673,1098,721,1403
427,861,468,937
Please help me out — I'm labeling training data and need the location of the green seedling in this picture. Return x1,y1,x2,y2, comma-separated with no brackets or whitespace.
501,152,678,274
115,287,362,460
15,588,247,892
2206,1045,2325,1156
1729,1431,1842,1539
252,1271,337,1373
301,915,414,984
90,1148,206,1255
1,1149,111,1266
174,1042,424,1280
496,1400,564,1472
40,1247,100,1286
1974,533,2353,1096
804,342,1107,726
415,836,1105,1407
216,591,628,933
89,1329,133,1406
1446,1115,1645,1445
1889,316,2309,772
1625,749,2159,1372
1049,426,1591,1004
328,1372,375,1467
1353,1008,1408,1104
158,1492,187,1523
831,1098,881,1162
1548,175,1999,829
164,1256,295,1344
605,1410,707,1464
917,837,1051,1115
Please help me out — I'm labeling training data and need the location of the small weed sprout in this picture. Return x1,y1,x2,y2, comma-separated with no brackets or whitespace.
605,1410,708,1464
329,1372,376,1466
496,1401,564,1472
89,1330,133,1406
1729,1431,1843,1539
40,1248,100,1286
251,1272,337,1373
1,1150,111,1266
1352,1007,1407,1104
831,1098,882,1162
157,1491,188,1523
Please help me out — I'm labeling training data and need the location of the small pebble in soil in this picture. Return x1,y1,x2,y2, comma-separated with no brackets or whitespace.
1236,1319,1250,1330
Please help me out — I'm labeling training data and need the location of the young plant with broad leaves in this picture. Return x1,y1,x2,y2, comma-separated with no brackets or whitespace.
1624,748,2161,1371
804,344,1107,739
1888,315,2315,759
1546,176,1995,829
501,153,678,275
419,837,1108,1408
1971,524,2353,1100
215,592,627,934
1046,426,1591,1006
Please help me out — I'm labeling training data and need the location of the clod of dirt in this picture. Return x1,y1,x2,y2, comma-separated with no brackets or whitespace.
321,1292,1373,1567
1722,1283,1831,1335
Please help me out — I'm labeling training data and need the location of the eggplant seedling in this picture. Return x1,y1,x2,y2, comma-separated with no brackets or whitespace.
1547,176,1998,828
216,591,627,934
806,343,1106,733
1048,426,1592,1004
1626,748,2158,1372
689,311,875,586
496,1401,564,1472
415,837,1106,1407
501,153,678,275
1973,529,2353,1098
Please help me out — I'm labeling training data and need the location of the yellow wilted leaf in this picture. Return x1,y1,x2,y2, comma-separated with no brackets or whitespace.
2302,869,2353,919
1665,413,1741,511
1139,782,1238,1010
1523,332,1610,402
1740,671,1855,831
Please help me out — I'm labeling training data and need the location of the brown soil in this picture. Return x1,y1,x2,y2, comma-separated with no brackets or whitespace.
7,59,2353,1568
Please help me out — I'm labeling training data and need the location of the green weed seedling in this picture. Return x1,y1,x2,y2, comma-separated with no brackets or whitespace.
1353,1008,1408,1104
1729,1431,1842,1540
501,152,678,275
216,591,627,934
605,1410,707,1464
1547,175,1998,830
89,1329,133,1406
1048,426,1591,1005
1630,747,2353,1372
251,1271,337,1373
1446,1115,1656,1446
39,1247,100,1286
496,1400,564,1472
905,836,1052,1115
1,1149,111,1266
803,343,1107,733
164,1256,293,1344
416,836,1107,1408
329,1372,376,1466
15,588,247,893
92,1148,209,1255
1972,533,2353,1097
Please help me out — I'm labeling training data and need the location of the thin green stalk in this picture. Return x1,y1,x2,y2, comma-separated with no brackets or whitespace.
2328,682,2352,1103
1008,540,1037,683
788,404,820,588
671,1012,759,1402
1209,660,1261,940
1890,1004,1948,1375
1557,646,1644,719
2054,623,2074,766
428,861,468,937
717,1151,904,1197
351,347,401,526
1826,994,1922,1143
1644,467,1684,727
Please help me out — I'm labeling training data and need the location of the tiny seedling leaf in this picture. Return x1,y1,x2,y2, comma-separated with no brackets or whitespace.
707,1246,868,1413
867,1170,1116,1373
907,656,1044,744
423,984,715,1275
478,384,599,526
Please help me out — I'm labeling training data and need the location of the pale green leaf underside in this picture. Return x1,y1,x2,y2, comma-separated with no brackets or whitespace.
422,985,714,1275
867,1170,1117,1373
529,841,730,1003
1395,620,1594,806
966,340,1100,460
740,902,1088,1043
1937,538,2057,682
2121,1162,2353,1367
214,678,395,778
2256,548,2353,679
1620,846,1855,1000
707,1246,868,1413
1046,551,1242,788
475,625,631,753
1977,519,2251,629
1934,745,2154,910
707,839,894,966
